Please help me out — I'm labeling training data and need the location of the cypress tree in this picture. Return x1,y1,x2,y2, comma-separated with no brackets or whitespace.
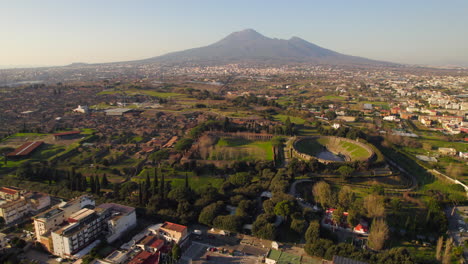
184,172,189,190
90,176,95,193
138,183,143,205
145,172,151,195
101,174,109,188
95,176,101,195
81,176,87,192
152,168,158,196
159,172,165,200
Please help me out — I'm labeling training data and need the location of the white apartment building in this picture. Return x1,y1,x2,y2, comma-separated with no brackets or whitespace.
0,187,51,225
34,197,136,259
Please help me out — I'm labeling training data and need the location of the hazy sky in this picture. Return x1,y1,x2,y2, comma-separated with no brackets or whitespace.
1,0,468,67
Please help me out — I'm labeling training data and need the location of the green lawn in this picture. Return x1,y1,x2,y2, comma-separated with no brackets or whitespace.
396,242,436,263
298,127,319,136
210,137,274,161
273,114,306,125
338,141,370,159
319,95,346,101
359,101,390,110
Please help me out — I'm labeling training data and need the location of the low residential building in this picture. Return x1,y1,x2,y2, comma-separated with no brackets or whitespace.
158,222,188,244
383,115,399,121
136,235,165,253
322,208,369,235
25,192,51,211
438,147,457,156
128,251,160,264
105,108,132,116
104,250,128,264
53,131,81,140
0,186,24,200
73,105,89,114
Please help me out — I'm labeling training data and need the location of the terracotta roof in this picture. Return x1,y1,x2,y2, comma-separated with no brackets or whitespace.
149,239,164,249
7,141,44,157
161,222,187,233
0,187,20,195
128,251,159,264
53,131,81,136
139,235,156,246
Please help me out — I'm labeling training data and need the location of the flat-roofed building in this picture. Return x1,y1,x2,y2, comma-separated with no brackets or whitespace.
96,203,137,243
51,208,106,257
34,197,136,259
34,195,95,252
0,198,30,224
104,250,128,264
105,108,132,116
0,187,51,225
25,192,51,212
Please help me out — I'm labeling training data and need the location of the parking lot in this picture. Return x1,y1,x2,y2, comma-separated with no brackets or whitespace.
21,248,62,264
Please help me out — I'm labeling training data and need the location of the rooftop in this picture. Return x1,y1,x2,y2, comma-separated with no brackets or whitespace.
149,239,164,249
53,131,81,136
105,108,132,114
97,203,135,215
0,186,21,195
35,207,63,220
6,141,44,157
69,208,95,222
139,235,157,246
160,222,187,233
128,251,159,264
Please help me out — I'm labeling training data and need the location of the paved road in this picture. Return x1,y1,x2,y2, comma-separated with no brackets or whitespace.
289,179,318,210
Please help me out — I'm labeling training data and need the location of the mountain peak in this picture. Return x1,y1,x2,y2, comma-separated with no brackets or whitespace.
143,29,393,66
289,36,305,41
220,28,267,42
236,28,263,36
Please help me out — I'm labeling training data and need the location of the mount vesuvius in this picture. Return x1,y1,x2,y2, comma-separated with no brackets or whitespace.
139,29,394,66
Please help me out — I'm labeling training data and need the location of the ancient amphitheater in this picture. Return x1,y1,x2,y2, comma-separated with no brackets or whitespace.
292,136,375,164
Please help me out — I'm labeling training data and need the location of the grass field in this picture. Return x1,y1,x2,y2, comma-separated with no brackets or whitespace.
210,138,274,161
273,114,306,124
359,101,390,110
338,141,370,159
318,95,346,101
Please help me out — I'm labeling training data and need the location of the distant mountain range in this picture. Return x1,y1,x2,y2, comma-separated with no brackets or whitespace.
139,29,394,66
